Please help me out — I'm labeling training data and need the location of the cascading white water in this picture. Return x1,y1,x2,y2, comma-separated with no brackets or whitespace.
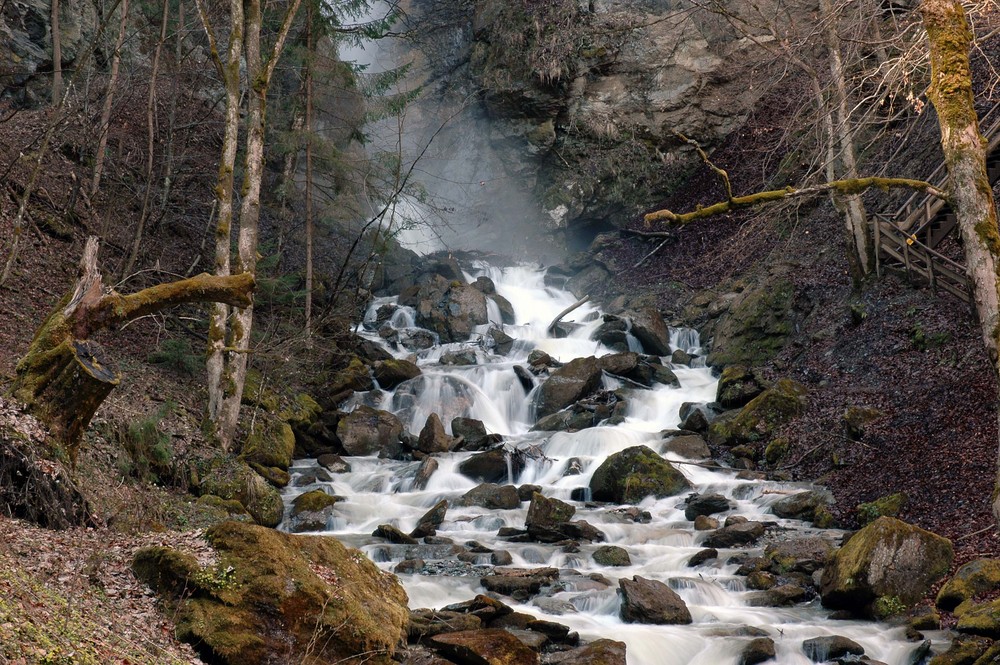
284,262,945,665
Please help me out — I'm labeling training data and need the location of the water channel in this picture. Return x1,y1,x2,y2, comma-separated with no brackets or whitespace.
281,261,944,665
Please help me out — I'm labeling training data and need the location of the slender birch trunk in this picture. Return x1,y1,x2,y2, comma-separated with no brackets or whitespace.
90,0,129,196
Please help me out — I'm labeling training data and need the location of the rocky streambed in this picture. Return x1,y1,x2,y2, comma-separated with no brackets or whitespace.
268,257,970,665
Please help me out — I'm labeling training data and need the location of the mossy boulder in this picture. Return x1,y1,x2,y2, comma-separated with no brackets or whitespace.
280,393,322,429
820,517,953,615
842,405,881,441
199,458,285,528
927,635,994,665
938,559,1000,611
707,276,795,367
589,445,691,504
373,358,421,389
956,598,1000,638
242,369,280,412
716,366,764,409
535,356,603,418
593,545,631,567
336,406,404,457
132,521,409,665
239,420,296,471
708,379,807,446
328,356,375,396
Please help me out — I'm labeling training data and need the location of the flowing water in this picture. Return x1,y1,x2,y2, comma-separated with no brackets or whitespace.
283,262,943,664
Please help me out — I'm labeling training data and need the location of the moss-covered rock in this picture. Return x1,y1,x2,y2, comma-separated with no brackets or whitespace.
707,277,795,367
373,358,421,389
593,545,631,567
716,366,764,409
820,517,953,615
240,420,295,471
856,492,908,526
132,521,409,665
842,405,881,441
958,598,1000,638
937,559,1000,611
199,458,285,528
280,393,322,429
197,494,251,517
708,379,807,446
242,368,280,412
927,635,993,665
291,489,340,516
328,356,375,396
589,445,691,504
764,437,790,465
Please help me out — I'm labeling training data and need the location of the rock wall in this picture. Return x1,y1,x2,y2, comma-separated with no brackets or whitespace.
410,0,801,248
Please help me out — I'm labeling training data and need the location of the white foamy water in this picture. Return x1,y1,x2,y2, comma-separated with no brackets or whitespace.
284,261,946,665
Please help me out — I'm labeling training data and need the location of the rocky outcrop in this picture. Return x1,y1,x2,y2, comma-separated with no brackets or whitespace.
589,445,691,503
708,379,807,447
618,576,692,624
198,458,284,528
428,629,538,665
715,366,764,408
132,521,409,665
706,273,797,367
820,517,953,615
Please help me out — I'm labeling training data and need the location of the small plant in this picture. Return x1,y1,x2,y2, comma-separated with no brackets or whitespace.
873,595,907,619
120,403,176,485
147,338,201,375
193,564,239,593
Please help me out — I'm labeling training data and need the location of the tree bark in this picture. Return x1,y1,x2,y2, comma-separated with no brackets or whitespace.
90,0,129,196
51,0,62,103
918,0,1000,526
12,237,254,458
305,0,314,336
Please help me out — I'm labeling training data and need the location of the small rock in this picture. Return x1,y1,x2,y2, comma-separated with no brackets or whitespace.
801,635,864,662
619,575,692,625
593,545,631,567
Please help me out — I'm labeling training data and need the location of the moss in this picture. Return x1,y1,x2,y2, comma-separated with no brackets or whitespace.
280,393,321,428
764,438,790,465
131,546,200,595
708,379,807,446
589,445,691,503
956,598,1000,638
857,492,908,525
240,419,295,470
197,494,250,516
291,490,340,517
937,559,1000,611
927,635,993,665
842,406,881,440
329,356,374,395
812,505,837,528
242,368,280,412
199,458,285,527
707,278,795,367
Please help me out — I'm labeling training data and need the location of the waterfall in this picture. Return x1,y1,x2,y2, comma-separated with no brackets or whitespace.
284,262,939,665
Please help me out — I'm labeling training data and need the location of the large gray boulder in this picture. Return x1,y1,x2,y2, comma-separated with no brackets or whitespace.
627,308,672,356
535,356,603,418
618,576,692,624
336,406,404,457
589,445,691,504
454,483,521,510
820,517,953,614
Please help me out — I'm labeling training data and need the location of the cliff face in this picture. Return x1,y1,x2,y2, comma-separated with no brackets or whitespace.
412,0,795,246
1,0,102,105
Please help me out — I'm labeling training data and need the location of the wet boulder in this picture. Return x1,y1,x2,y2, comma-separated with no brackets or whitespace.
740,637,776,665
771,489,834,521
594,316,630,352
317,453,350,474
418,282,490,343
428,629,537,665
820,517,953,614
451,417,499,451
662,433,712,459
287,490,341,533
937,559,1000,612
513,365,536,391
687,548,719,567
336,406,404,457
801,636,864,662
746,583,809,607
618,576,692,624
535,356,604,418
765,537,833,575
955,598,1000,637
525,492,605,543
481,568,560,601
410,500,448,539
491,295,517,326
489,327,515,355
626,308,672,356
589,446,692,504
684,493,733,521
458,448,525,484
551,639,626,665
455,483,521,510
597,352,640,378
440,349,479,366
412,457,438,491
679,402,721,433
593,546,631,567
416,413,454,454
373,524,419,545
132,521,408,665
702,521,767,548
373,358,421,389
328,356,376,397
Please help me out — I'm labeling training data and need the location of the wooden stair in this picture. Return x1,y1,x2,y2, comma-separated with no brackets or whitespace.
873,102,1000,302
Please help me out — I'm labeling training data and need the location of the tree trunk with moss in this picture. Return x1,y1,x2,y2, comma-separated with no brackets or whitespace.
918,0,1000,526
11,237,254,459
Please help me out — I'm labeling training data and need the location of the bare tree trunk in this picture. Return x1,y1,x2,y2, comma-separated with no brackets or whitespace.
195,0,243,450
304,1,314,336
821,0,873,279
91,0,130,196
12,237,253,457
122,0,170,279
160,0,184,217
51,0,62,103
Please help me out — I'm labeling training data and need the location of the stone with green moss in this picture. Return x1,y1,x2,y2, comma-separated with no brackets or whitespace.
199,458,285,528
764,437,790,465
373,358,422,389
279,393,321,429
197,494,250,516
927,635,993,665
241,369,280,412
707,276,795,367
708,379,807,447
328,356,375,396
937,559,1000,612
132,521,409,664
589,445,691,504
856,492,908,526
239,420,295,471
957,598,1000,638
820,517,953,615
716,366,764,408
842,405,882,441
249,463,290,488
291,490,340,516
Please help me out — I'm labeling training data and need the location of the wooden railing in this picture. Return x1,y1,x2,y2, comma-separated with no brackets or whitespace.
873,101,1000,302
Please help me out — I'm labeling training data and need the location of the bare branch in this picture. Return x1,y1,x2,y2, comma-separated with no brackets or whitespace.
644,177,947,226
